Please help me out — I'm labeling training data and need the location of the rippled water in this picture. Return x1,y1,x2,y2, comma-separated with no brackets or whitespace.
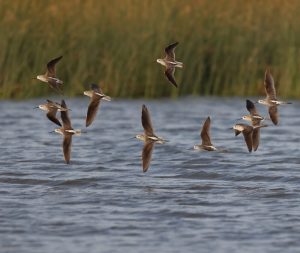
0,97,300,253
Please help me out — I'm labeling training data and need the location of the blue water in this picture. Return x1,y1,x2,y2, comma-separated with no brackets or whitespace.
0,97,300,253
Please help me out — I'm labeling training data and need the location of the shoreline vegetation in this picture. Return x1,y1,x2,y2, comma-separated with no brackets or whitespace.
1,0,300,99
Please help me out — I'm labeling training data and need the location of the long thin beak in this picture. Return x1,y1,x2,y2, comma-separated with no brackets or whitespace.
33,106,39,109
49,131,55,133
236,118,242,120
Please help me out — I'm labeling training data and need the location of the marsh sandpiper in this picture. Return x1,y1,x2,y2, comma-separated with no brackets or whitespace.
54,100,81,164
35,56,63,94
257,68,292,125
157,42,183,88
240,99,266,151
232,123,267,152
136,104,166,172
84,83,111,127
194,116,217,151
35,99,68,126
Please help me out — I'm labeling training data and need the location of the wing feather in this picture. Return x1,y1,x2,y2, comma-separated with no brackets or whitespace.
46,56,63,77
141,105,154,136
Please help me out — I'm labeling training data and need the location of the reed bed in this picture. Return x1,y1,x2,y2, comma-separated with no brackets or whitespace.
1,0,300,99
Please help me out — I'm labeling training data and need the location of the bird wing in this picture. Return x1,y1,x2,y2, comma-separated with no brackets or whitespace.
90,83,100,92
246,99,258,115
46,56,63,77
46,108,61,126
252,128,260,151
165,67,178,88
63,134,72,164
268,105,278,125
86,95,101,127
235,129,241,136
201,117,213,146
142,141,154,173
141,104,154,136
242,127,253,152
47,79,63,95
264,68,277,100
61,100,72,129
165,42,178,61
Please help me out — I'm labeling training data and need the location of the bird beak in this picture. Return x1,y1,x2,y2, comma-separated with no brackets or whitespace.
33,106,39,109
236,118,242,120
49,131,55,134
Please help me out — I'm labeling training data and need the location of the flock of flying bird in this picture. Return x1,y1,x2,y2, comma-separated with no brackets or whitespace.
33,42,292,172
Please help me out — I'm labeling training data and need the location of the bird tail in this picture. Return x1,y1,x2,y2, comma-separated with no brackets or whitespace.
176,62,183,68
254,124,268,129
102,95,111,101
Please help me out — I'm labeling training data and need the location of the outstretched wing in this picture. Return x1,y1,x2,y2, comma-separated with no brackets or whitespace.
63,134,72,164
142,141,154,173
165,42,178,61
268,105,278,125
46,108,61,126
61,100,72,129
86,96,101,127
264,68,277,100
246,99,258,115
242,127,253,152
141,104,154,136
201,117,212,146
46,56,63,77
90,83,101,92
252,128,260,151
165,67,177,88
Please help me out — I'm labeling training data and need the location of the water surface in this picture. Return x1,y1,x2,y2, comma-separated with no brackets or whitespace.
0,97,300,253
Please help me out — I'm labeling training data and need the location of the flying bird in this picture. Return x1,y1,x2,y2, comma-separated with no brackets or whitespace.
194,117,217,151
35,99,68,126
135,104,166,172
35,56,64,94
240,99,266,151
156,42,183,88
232,123,267,152
257,68,292,125
83,84,111,127
54,100,81,164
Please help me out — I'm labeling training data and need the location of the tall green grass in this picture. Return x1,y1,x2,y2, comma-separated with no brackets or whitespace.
1,0,300,99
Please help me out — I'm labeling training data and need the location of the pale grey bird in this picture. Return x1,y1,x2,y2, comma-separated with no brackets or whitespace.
157,42,183,88
257,68,292,125
35,56,63,94
232,123,267,152
240,99,266,151
54,100,81,164
135,104,166,172
194,117,217,151
83,84,111,127
35,99,68,126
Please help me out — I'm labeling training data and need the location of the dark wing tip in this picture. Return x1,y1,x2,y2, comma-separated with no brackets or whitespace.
90,83,99,91
142,104,147,111
164,42,179,53
61,99,67,108
164,69,178,88
246,99,254,111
